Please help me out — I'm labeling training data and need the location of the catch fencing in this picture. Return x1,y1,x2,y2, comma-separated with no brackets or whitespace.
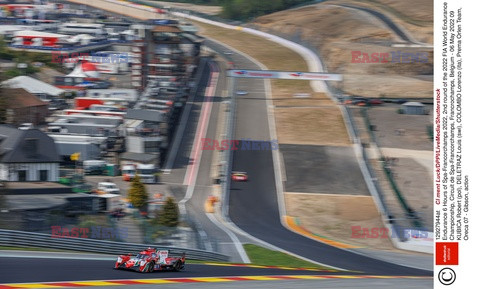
0,229,229,261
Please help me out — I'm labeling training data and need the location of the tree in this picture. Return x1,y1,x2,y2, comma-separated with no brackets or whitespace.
0,182,6,209
0,80,6,123
0,182,7,228
128,175,149,211
153,197,179,227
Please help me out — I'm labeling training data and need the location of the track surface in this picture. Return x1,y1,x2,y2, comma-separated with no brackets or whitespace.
0,257,341,283
229,144,430,276
335,4,419,44
1,1,431,284
205,39,432,276
162,57,248,260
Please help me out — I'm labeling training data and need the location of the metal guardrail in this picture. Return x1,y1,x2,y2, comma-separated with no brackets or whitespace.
220,59,236,218
360,108,423,229
0,229,229,261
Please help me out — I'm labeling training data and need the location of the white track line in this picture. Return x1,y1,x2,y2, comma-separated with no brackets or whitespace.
179,66,218,212
177,64,249,261
178,65,217,252
182,70,218,186
206,213,250,263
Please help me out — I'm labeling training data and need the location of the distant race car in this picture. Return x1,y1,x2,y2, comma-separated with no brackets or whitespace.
235,90,248,95
367,99,384,106
114,248,185,273
231,171,248,182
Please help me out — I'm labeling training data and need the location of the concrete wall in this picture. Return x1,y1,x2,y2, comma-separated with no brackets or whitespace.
1,163,59,182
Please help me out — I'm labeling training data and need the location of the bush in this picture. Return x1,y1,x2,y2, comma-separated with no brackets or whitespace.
4,68,22,78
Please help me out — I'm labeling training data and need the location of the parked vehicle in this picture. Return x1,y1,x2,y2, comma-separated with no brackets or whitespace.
83,160,107,175
121,165,136,181
121,164,157,184
351,97,367,105
18,123,34,130
137,164,156,184
97,182,120,194
58,173,92,193
368,99,384,106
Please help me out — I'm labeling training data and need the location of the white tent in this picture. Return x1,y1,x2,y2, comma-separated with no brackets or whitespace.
2,76,65,96
67,62,100,79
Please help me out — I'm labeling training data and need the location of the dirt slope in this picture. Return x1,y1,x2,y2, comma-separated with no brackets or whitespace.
252,1,433,98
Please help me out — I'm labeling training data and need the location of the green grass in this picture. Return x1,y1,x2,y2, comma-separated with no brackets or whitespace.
243,244,330,269
187,259,220,264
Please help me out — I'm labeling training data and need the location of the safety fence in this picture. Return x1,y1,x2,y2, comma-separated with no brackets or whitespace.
0,229,229,261
359,108,424,228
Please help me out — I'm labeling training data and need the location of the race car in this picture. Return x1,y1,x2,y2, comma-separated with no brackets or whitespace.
231,171,248,182
114,248,185,273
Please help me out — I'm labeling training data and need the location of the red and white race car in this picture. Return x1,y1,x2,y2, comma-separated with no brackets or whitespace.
114,248,185,273
231,171,248,182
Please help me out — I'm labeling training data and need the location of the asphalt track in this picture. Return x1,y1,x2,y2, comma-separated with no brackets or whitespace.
0,1,431,285
205,40,433,276
27,279,432,289
0,257,341,283
336,4,414,43
162,57,249,260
